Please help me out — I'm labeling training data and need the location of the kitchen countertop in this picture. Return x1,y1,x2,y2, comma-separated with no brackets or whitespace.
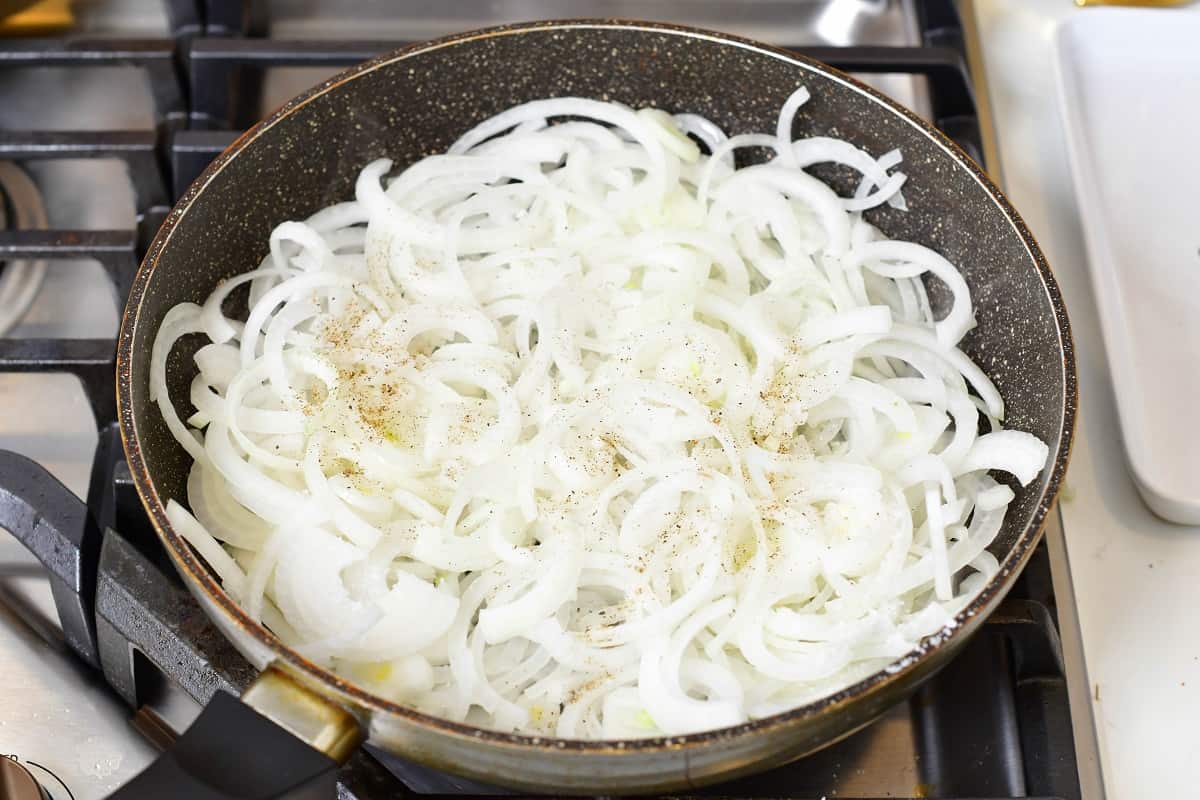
968,2,1200,798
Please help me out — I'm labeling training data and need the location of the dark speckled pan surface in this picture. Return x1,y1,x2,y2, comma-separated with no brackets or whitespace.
116,20,1075,795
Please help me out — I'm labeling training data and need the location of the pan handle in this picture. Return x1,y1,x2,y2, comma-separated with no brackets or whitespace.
0,449,101,666
108,667,364,799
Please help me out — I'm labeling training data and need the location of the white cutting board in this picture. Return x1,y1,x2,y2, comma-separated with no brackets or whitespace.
1056,9,1200,524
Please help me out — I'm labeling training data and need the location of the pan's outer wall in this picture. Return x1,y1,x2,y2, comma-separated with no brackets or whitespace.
119,22,1073,794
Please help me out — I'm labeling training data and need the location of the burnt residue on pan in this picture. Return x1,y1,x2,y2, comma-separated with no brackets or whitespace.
116,20,1075,793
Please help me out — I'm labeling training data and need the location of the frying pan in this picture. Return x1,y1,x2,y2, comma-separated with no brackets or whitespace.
112,19,1076,797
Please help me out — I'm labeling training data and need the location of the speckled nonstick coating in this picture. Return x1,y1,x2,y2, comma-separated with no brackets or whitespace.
116,20,1076,795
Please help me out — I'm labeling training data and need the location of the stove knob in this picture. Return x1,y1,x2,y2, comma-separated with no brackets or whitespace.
0,757,51,800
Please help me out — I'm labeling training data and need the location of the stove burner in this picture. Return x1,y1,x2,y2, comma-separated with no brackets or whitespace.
0,162,47,335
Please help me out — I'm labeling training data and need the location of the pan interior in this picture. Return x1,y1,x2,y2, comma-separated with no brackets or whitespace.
121,22,1071,743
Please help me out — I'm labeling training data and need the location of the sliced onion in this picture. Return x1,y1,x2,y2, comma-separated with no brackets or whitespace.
149,89,1049,738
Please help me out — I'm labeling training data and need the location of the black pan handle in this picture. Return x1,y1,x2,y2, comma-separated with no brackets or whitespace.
108,690,341,800
0,449,101,666
109,667,363,799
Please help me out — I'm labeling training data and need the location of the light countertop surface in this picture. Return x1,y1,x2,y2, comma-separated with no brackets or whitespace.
970,2,1200,797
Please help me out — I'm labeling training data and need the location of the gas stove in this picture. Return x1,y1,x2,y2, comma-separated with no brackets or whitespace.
0,1,1084,798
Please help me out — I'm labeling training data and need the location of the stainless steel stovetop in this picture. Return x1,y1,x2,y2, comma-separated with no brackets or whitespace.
0,2,1083,798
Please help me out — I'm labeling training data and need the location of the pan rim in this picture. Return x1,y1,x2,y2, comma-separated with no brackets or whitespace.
116,17,1077,754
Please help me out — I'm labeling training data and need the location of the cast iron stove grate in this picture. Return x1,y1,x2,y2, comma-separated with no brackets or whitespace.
0,1,1080,797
